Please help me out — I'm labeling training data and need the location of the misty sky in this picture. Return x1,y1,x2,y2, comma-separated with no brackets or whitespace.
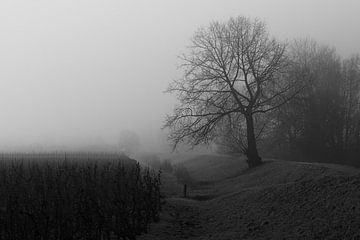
0,0,359,151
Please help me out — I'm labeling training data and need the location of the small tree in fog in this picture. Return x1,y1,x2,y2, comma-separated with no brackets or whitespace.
118,130,141,156
160,159,173,173
165,16,297,168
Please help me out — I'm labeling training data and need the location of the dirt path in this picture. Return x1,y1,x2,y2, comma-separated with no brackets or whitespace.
139,198,206,240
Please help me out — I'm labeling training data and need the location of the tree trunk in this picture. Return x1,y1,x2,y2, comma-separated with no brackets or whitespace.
245,114,262,168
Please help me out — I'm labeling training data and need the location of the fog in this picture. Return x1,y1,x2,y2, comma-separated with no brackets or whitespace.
0,0,359,152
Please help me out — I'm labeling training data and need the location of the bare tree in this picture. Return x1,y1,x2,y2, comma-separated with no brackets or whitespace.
214,112,269,155
164,16,297,168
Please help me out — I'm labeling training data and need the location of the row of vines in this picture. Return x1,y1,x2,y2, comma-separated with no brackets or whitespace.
0,155,161,240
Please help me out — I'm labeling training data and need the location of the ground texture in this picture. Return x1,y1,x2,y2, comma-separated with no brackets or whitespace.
140,158,360,240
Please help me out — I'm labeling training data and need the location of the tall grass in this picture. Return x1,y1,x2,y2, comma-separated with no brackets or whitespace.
0,153,161,240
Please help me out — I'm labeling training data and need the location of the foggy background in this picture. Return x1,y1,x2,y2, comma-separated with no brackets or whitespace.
0,0,359,152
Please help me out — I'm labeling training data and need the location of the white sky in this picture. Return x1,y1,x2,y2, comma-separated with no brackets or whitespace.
0,0,359,151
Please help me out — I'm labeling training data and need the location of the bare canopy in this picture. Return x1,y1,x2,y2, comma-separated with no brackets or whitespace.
165,16,295,168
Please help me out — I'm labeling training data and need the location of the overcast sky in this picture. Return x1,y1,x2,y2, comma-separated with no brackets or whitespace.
0,0,359,151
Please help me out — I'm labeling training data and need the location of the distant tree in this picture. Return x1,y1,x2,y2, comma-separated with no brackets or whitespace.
165,16,298,168
160,159,173,173
140,154,162,169
118,130,141,156
342,54,360,151
270,39,346,160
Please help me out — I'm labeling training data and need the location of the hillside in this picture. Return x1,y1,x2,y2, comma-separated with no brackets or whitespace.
139,155,360,240
181,154,247,182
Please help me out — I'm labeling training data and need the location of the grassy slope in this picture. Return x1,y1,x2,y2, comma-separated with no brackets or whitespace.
199,159,360,239
181,154,246,182
141,154,360,240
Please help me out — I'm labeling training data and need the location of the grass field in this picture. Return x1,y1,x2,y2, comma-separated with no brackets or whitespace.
140,154,360,240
